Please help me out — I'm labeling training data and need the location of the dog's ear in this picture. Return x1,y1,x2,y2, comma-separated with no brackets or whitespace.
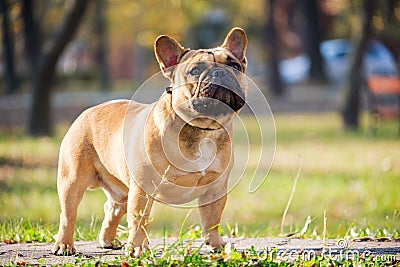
221,27,248,69
155,35,185,78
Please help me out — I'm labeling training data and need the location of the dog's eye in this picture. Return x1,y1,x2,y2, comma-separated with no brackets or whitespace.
189,67,201,76
229,62,242,72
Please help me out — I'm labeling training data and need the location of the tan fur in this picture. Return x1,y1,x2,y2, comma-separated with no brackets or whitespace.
52,28,248,256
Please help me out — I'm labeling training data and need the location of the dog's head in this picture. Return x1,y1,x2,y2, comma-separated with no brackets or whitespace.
155,27,248,130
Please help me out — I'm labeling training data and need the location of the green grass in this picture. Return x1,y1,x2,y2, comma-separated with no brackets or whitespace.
0,113,399,237
0,113,399,265
0,114,400,228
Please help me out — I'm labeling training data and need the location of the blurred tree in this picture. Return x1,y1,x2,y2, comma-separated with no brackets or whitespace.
22,0,41,78
303,0,326,82
0,0,18,94
264,0,285,97
341,0,374,130
273,0,302,55
94,0,111,91
26,0,89,136
185,9,230,49
372,0,400,65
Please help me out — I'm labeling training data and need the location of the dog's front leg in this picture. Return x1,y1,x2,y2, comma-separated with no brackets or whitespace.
198,184,227,249
125,181,153,256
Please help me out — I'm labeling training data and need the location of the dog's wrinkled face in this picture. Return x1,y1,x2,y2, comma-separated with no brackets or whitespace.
155,28,248,130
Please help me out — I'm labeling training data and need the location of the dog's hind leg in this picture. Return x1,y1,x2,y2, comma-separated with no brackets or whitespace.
99,196,127,249
52,178,86,255
52,163,93,256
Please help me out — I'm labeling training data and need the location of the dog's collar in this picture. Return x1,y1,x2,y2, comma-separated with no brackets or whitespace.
191,123,223,131
165,86,173,94
195,126,219,131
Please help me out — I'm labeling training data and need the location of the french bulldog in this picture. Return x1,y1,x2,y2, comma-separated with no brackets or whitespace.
52,27,248,256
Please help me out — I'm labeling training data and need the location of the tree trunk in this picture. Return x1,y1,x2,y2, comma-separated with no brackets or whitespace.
264,0,285,97
341,0,374,130
304,0,327,82
28,0,89,136
95,0,111,91
0,0,18,94
22,0,41,70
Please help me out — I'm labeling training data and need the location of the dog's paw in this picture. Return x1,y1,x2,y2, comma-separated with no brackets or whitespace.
124,239,150,257
99,238,123,250
206,235,226,250
52,242,76,256
124,244,143,258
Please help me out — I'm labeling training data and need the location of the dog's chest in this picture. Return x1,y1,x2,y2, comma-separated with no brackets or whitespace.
165,131,231,185
139,115,233,202
194,137,217,174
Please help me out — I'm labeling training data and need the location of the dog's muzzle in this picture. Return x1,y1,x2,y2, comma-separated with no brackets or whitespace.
192,67,245,116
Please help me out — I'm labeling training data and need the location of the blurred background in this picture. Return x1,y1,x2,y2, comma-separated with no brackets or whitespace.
0,0,399,240
1,0,400,133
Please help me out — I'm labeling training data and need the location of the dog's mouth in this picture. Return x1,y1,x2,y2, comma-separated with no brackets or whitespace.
191,83,245,116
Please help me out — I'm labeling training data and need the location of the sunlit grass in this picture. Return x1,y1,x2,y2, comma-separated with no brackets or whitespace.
226,113,400,237
0,112,399,242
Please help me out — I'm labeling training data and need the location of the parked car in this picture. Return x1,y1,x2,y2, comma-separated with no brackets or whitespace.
279,39,399,84
320,39,398,83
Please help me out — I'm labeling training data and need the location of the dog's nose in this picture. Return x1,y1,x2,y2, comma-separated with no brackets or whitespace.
210,68,226,78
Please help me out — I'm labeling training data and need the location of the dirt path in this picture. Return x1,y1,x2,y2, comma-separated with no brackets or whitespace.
1,238,399,266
